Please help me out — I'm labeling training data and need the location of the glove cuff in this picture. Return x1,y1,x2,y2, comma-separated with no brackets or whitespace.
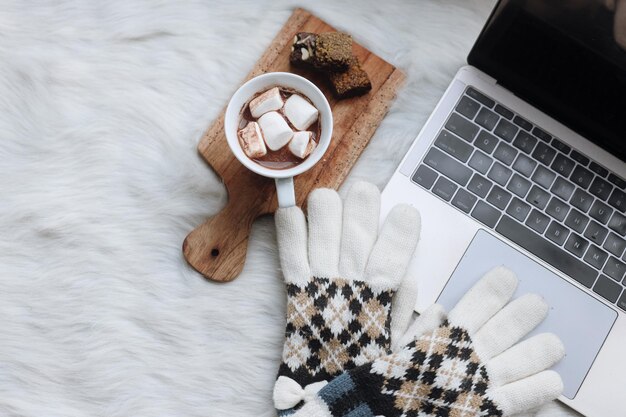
290,372,379,417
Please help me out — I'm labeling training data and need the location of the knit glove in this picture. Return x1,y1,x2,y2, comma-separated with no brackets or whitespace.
291,267,565,417
273,182,421,413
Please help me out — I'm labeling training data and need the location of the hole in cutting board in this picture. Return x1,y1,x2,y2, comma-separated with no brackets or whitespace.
211,248,220,257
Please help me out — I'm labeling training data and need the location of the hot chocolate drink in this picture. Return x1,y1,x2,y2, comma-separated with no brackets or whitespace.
237,86,321,170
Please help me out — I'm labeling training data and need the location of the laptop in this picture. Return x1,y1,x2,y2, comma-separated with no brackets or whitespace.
380,1,626,415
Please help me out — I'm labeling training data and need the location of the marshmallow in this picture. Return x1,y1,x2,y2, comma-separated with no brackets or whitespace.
237,121,267,159
249,87,284,118
258,111,294,151
288,131,317,159
284,94,319,130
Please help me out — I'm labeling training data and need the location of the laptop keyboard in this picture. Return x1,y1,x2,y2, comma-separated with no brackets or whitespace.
412,86,626,312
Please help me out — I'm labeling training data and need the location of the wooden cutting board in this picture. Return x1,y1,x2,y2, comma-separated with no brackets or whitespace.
183,8,405,282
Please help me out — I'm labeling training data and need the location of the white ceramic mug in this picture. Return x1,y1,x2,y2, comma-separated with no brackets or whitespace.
224,72,333,208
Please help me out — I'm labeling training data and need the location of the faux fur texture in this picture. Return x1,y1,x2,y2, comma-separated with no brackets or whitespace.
0,1,578,416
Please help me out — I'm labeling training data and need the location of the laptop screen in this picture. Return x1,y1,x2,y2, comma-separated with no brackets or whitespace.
468,0,626,162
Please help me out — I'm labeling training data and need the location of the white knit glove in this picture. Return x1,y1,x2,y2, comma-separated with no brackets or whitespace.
273,181,421,413
290,267,565,417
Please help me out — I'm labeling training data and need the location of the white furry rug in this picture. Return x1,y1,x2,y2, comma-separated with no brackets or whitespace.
0,1,578,416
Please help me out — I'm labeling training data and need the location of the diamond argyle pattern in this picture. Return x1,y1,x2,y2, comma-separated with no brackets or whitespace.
278,276,394,388
358,321,502,417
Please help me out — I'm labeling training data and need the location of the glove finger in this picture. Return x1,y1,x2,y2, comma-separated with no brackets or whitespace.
275,206,310,284
473,293,548,361
487,333,565,388
398,304,447,348
448,266,518,335
338,182,380,281
390,273,419,351
363,204,421,291
488,370,563,416
509,401,566,417
308,188,342,278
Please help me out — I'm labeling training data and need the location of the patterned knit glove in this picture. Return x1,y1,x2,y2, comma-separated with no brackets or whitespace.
291,267,566,417
273,182,421,414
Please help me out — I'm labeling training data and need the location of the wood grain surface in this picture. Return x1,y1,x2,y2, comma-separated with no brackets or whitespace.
182,8,405,282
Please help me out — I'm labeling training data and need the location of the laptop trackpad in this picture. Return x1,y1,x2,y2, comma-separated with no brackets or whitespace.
436,230,617,399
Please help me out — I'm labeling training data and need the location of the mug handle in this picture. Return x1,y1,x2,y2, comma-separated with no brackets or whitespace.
275,177,296,208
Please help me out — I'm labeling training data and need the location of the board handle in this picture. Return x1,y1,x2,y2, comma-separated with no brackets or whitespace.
182,199,257,282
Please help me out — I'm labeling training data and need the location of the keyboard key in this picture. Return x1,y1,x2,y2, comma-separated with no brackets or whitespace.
584,221,609,245
471,201,500,228
474,131,498,154
551,154,576,177
512,131,537,154
608,212,626,236
513,116,533,132
507,173,531,198
506,197,531,222
435,130,474,162
467,174,493,198
589,200,613,224
565,209,590,234
512,154,536,177
545,197,569,221
513,115,533,131
493,142,518,166
608,188,626,212
608,173,626,190
603,256,626,281
589,177,613,201
565,233,589,258
551,177,575,201
526,209,550,234
532,127,552,142
466,87,495,108
494,119,519,142
526,185,550,209
593,275,622,303
551,138,571,154
532,165,556,189
494,104,513,119
589,161,609,178
475,108,499,130
451,189,478,213
603,233,626,258
468,151,493,175
412,165,438,189
570,166,594,189
618,292,626,312
496,215,598,288
570,150,590,166
424,148,473,186
584,245,609,270
487,185,512,210
546,221,569,246
488,162,512,186
432,176,457,201
532,142,557,166
456,96,481,119
445,113,479,142
570,189,593,212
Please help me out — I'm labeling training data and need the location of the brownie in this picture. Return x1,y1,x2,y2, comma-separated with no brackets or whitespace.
290,32,317,67
311,32,352,71
328,56,372,99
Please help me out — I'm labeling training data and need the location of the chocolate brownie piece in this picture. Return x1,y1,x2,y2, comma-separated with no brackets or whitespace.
328,56,372,99
290,32,317,67
312,32,352,71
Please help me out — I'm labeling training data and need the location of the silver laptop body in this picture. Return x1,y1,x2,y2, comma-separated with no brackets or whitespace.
381,2,626,415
